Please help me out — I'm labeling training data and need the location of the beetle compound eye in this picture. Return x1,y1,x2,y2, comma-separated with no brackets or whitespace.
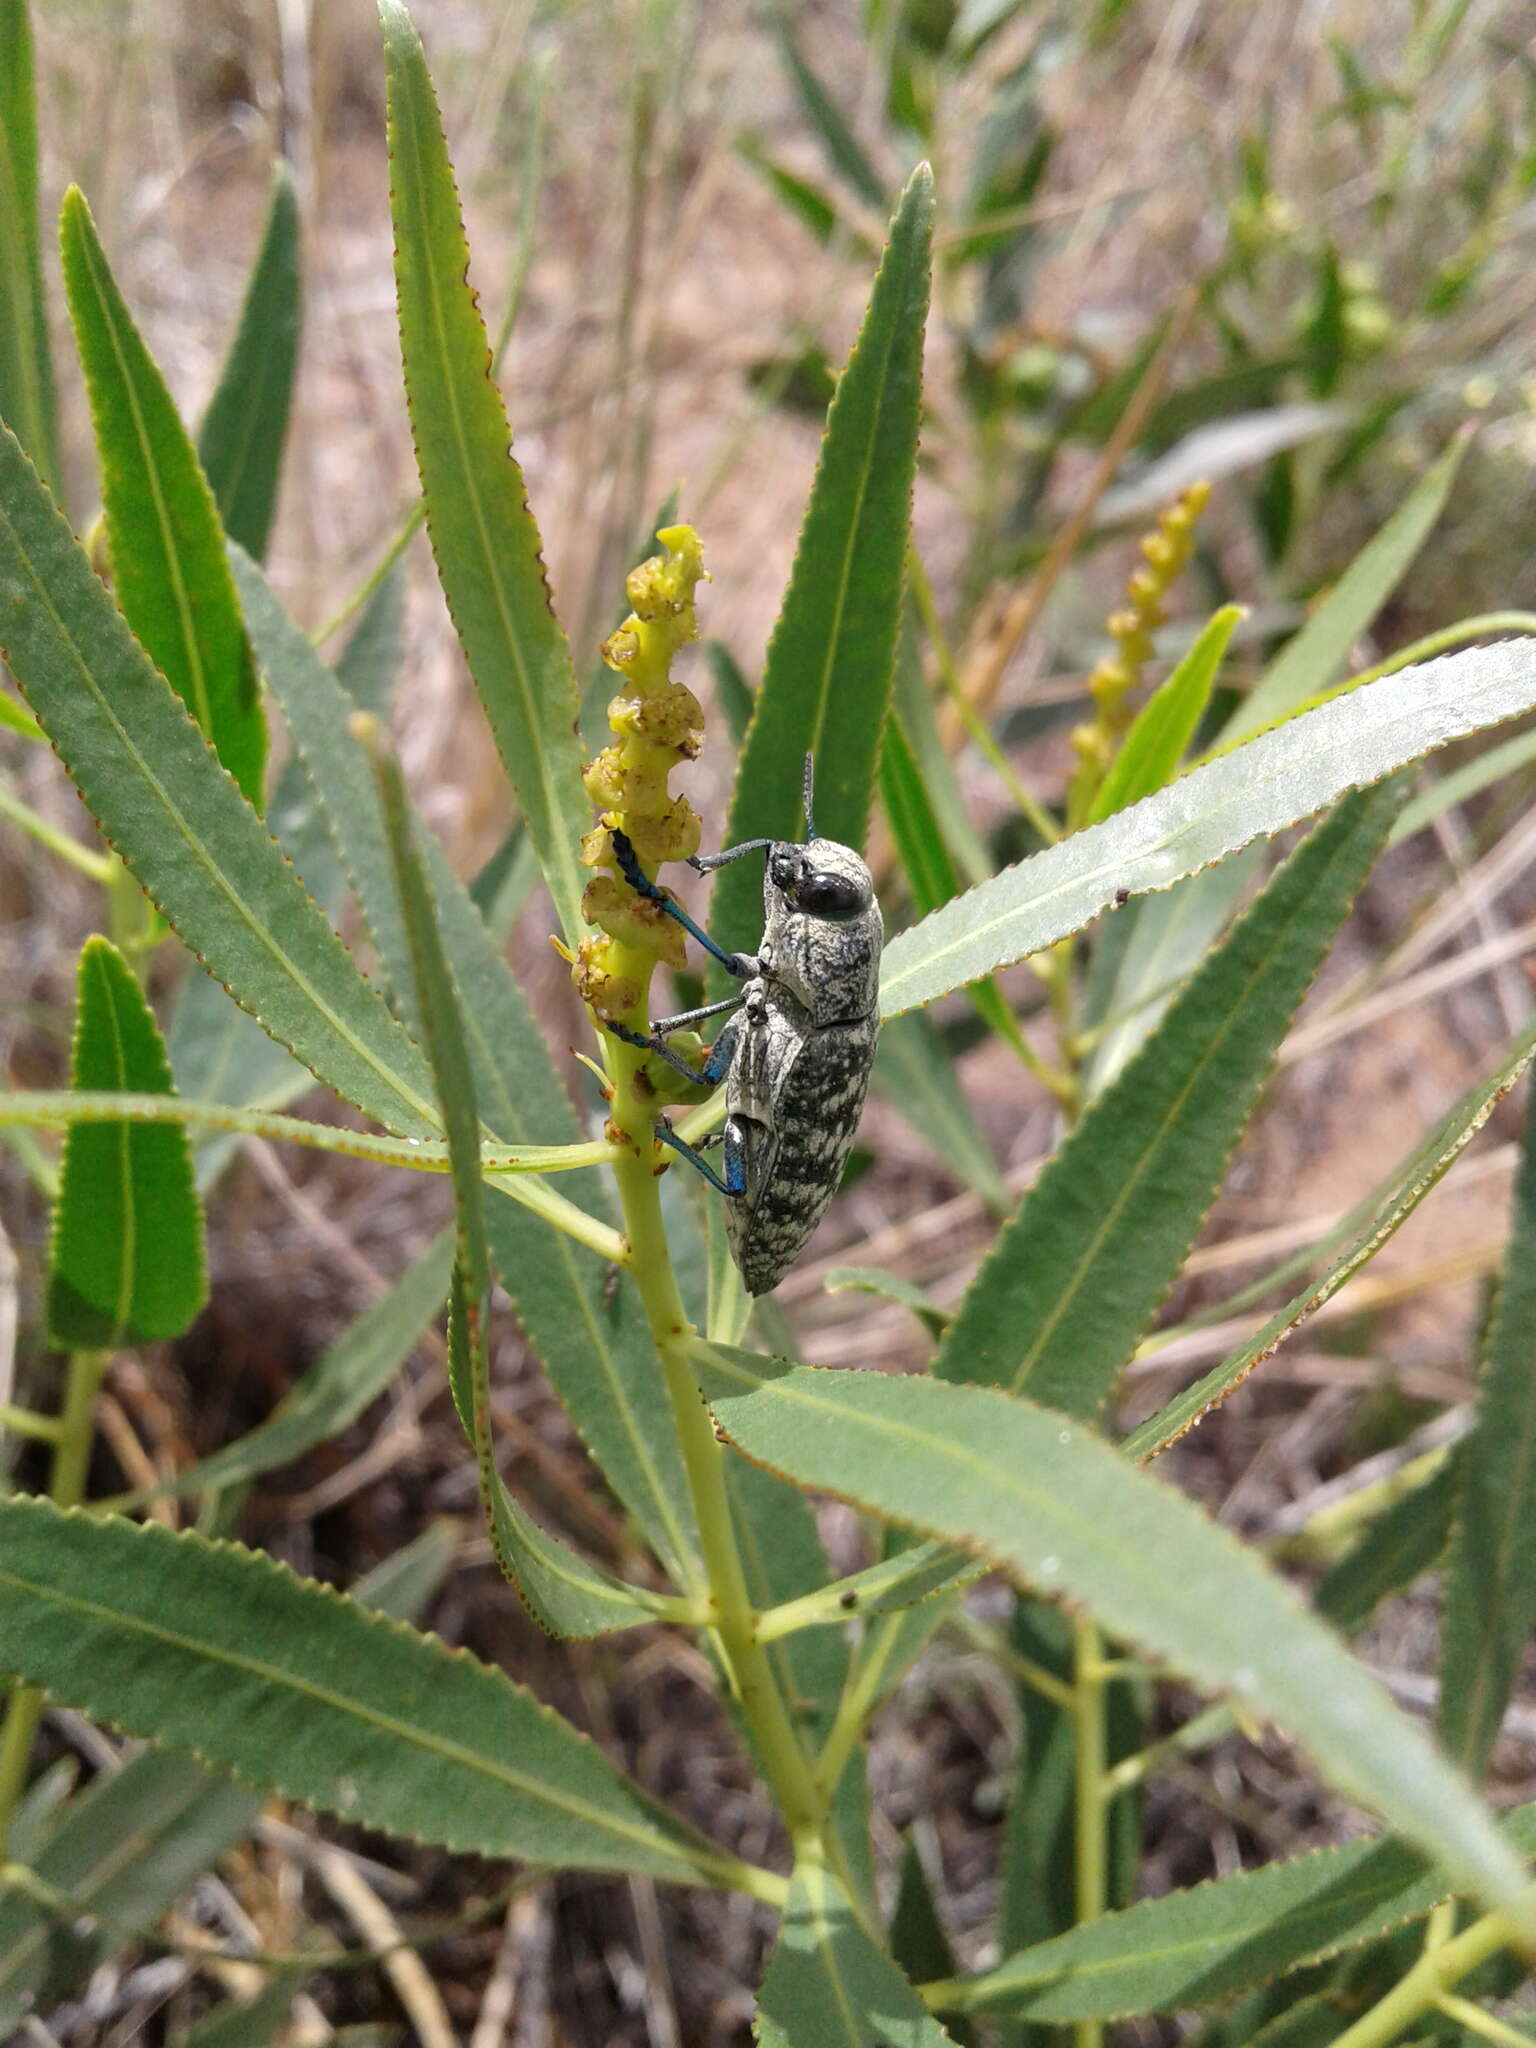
798,872,869,919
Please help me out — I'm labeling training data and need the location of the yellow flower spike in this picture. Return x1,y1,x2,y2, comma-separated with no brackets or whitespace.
571,523,712,1046
1067,480,1213,831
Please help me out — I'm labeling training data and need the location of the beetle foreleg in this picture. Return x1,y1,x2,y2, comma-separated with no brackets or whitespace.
648,992,744,1037
610,829,756,979
606,1014,738,1087
654,1115,747,1197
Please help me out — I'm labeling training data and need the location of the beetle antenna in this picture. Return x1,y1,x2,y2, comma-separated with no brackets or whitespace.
802,753,816,842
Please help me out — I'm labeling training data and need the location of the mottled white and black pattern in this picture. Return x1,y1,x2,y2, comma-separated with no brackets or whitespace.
724,838,882,1294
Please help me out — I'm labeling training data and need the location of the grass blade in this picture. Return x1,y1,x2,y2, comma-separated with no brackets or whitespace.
879,638,1536,1017
1125,1027,1536,1460
0,1494,732,1886
0,0,55,491
381,0,589,947
933,784,1401,1414
0,418,439,1137
198,161,302,561
376,737,667,1636
756,1862,951,2048
1438,1078,1536,1777
692,1342,1535,1922
46,938,206,1349
712,166,933,957
61,186,267,807
936,1802,1536,2023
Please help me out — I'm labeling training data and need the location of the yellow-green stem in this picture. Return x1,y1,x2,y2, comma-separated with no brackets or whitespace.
0,1349,107,1856
1072,1612,1109,2048
605,1050,827,1847
1328,1910,1521,2048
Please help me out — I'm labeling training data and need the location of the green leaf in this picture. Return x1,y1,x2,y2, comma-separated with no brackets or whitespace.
1089,435,1471,1084
737,139,848,247
1089,607,1243,822
879,638,1536,1018
761,1536,977,1641
107,1229,454,1507
890,1835,976,2045
167,565,406,1186
712,166,933,958
773,25,888,212
0,418,440,1138
46,937,206,1348
377,741,664,1637
824,1265,951,1338
756,1862,952,2047
934,785,1400,1415
691,1343,1535,1920
231,544,415,1011
873,1012,1008,1214
198,163,301,561
0,1494,731,1885
0,1747,262,2034
60,185,267,807
0,1,56,491
1438,1076,1536,1778
1315,1453,1459,1637
381,0,589,948
0,1516,472,2033
1124,1026,1536,1460
936,1801,1536,2022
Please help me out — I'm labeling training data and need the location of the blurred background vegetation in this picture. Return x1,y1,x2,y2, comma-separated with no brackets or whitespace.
6,1,1536,2041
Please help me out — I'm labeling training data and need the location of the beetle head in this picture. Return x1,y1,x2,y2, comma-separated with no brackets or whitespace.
761,837,881,1021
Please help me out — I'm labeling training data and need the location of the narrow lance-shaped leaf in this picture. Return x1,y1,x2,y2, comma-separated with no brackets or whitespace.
0,1,56,492
934,1800,1536,2024
198,160,302,561
934,783,1402,1415
756,1862,953,2048
60,186,267,807
712,165,933,958
381,0,589,947
47,937,207,1348
879,638,1536,1018
377,740,669,1637
691,1343,1536,1923
0,417,440,1138
0,1529,452,2034
1438,1073,1536,1778
168,564,407,1187
1124,1023,1536,1461
0,1494,732,1886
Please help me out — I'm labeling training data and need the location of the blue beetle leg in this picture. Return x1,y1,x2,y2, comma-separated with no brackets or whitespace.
605,1014,738,1088
610,829,755,979
655,1116,747,1197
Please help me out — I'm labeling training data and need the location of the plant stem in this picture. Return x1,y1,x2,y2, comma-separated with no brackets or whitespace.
1328,1911,1520,2048
0,1349,107,1856
0,780,112,881
605,1055,827,1847
1071,1612,1109,2048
